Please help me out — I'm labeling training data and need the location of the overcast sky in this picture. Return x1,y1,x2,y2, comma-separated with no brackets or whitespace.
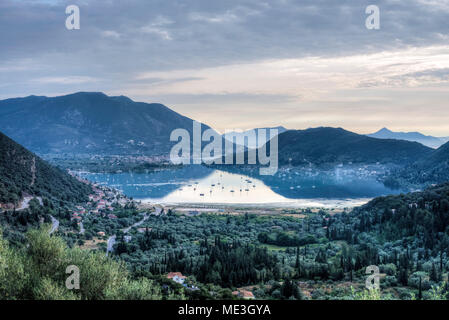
1,0,449,135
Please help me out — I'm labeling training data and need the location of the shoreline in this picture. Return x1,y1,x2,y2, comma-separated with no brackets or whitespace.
138,198,371,210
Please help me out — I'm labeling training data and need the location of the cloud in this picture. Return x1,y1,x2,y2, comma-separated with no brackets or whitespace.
132,92,297,104
139,15,174,40
189,11,239,23
30,76,99,84
133,45,449,96
140,26,172,40
101,30,121,39
1,0,449,134
188,6,260,24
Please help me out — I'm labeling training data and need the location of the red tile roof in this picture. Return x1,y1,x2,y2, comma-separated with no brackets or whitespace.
167,272,186,279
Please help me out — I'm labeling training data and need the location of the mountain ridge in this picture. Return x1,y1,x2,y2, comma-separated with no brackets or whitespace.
367,127,449,148
223,126,287,149
0,92,212,156
275,127,433,166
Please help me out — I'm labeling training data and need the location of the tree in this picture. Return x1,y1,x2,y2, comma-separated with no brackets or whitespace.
418,276,422,300
0,226,164,300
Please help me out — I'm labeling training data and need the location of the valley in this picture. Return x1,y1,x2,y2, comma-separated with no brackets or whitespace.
1,92,449,301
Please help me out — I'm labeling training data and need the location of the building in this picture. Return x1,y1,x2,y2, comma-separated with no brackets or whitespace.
167,272,186,285
232,289,255,299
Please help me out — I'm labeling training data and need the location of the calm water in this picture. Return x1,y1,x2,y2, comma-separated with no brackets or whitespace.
79,166,401,208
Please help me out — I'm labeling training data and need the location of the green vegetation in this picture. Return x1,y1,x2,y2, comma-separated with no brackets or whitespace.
0,131,91,205
276,127,432,166
0,226,165,300
3,182,449,300
2,124,449,300
106,183,449,300
385,141,449,189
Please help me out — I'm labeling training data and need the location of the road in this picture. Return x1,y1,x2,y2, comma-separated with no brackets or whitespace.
123,212,150,233
79,221,85,234
17,196,43,211
106,235,116,256
106,207,160,256
15,197,58,234
49,215,59,234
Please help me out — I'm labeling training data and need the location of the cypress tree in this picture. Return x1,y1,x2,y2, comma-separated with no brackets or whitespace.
418,276,422,300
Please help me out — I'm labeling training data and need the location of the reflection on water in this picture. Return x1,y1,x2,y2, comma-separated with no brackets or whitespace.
80,165,401,208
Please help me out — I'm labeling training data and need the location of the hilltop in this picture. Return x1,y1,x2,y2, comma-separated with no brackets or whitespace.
0,92,210,156
276,127,432,166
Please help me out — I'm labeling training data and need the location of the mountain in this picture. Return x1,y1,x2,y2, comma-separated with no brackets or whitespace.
0,92,211,156
0,131,91,207
276,127,433,166
367,127,448,149
223,126,287,149
384,140,449,188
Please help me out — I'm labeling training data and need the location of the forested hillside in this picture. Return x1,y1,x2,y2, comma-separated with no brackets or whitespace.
276,127,432,166
0,131,91,206
385,141,449,188
0,92,212,156
321,183,449,297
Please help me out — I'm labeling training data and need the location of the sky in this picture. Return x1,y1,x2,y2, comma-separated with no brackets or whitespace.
1,0,449,135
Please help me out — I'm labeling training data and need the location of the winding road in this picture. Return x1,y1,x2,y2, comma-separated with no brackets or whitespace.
15,196,58,234
106,206,161,256
17,196,43,211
